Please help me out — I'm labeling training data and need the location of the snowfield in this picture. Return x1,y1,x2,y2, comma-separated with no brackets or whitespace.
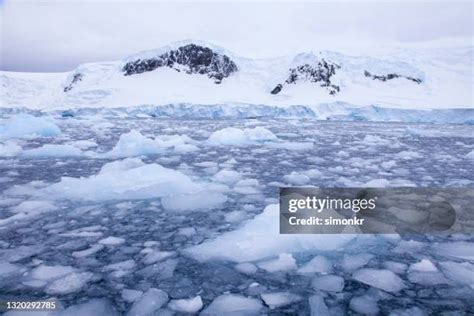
0,113,473,315
1,40,473,111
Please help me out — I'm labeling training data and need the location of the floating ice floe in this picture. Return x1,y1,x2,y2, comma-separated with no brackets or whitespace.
185,204,355,262
0,141,22,157
311,274,345,292
0,114,61,139
297,255,333,274
167,296,203,313
207,126,277,146
261,292,302,309
201,294,263,315
352,268,406,293
8,158,209,202
127,288,169,316
104,130,198,157
23,144,83,157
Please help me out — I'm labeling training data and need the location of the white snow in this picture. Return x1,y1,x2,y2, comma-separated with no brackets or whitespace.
127,288,169,316
167,296,203,313
257,253,297,272
260,292,301,309
311,275,345,292
0,114,61,139
185,204,355,262
352,268,406,293
201,294,263,315
208,127,277,146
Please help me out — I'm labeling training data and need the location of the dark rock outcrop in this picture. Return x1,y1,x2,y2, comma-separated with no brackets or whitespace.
64,73,83,92
122,44,238,84
364,70,422,84
271,59,341,95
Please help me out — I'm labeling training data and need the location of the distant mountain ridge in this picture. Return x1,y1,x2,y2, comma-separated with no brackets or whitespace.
1,40,472,110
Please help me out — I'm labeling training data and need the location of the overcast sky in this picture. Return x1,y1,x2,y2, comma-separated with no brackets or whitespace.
0,0,472,72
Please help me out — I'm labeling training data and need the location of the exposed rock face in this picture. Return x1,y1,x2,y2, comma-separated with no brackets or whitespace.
122,44,238,84
64,73,83,92
364,70,422,84
271,59,341,95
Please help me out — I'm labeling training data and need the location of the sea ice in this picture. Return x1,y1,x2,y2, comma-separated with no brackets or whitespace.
349,295,379,315
311,275,345,292
23,144,82,157
46,272,94,294
0,141,22,157
0,114,61,139
235,262,258,275
201,294,263,315
167,296,203,313
127,288,169,316
260,292,301,309
98,236,125,245
185,204,355,262
207,126,277,146
213,169,242,185
308,295,330,316
352,268,406,293
297,255,333,274
257,253,297,272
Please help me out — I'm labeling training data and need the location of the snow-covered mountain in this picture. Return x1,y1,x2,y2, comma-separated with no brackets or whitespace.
1,40,472,111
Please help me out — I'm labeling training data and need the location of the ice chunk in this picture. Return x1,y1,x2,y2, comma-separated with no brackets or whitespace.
23,144,82,157
235,262,257,275
208,127,277,146
122,289,143,303
142,251,174,265
311,275,344,292
349,295,379,315
0,141,22,157
46,272,93,294
408,259,437,272
388,306,427,316
60,298,119,316
98,236,125,245
201,294,262,315
297,255,333,274
342,253,374,272
439,261,474,287
0,261,21,277
261,292,301,309
224,210,246,223
352,268,406,293
104,259,136,272
127,288,169,316
25,158,203,202
185,204,355,262
308,295,330,316
432,241,474,260
72,244,104,258
30,265,75,281
465,150,474,159
383,261,407,274
213,169,242,185
283,171,311,185
105,130,162,157
168,296,203,313
364,179,390,187
257,253,296,272
161,192,227,212
0,114,61,139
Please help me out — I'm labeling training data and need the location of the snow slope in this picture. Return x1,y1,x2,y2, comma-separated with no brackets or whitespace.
1,40,472,111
